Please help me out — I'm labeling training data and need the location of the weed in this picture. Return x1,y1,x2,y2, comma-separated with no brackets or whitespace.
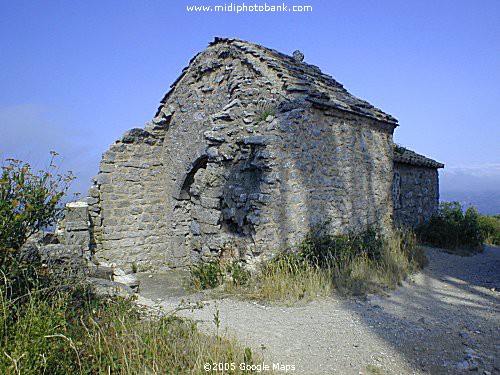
256,101,276,122
213,304,221,338
254,252,332,303
0,279,261,374
393,143,407,155
226,261,251,287
244,347,253,364
235,227,426,301
131,262,138,273
366,364,390,375
190,260,223,290
299,224,384,268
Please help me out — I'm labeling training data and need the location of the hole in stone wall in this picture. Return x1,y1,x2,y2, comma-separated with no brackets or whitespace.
221,149,264,236
180,155,208,200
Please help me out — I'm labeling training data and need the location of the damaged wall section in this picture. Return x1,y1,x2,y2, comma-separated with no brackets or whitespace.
88,126,167,270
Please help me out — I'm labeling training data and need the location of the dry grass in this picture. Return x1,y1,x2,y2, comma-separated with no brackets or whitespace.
249,256,332,303
221,229,427,302
0,285,259,374
333,230,427,295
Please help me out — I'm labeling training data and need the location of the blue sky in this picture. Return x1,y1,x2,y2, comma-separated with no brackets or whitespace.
1,0,499,211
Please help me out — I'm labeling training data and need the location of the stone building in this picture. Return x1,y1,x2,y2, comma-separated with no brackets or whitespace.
393,146,444,227
85,38,443,271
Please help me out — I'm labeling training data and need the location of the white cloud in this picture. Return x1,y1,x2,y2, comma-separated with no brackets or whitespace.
440,163,500,193
443,164,500,178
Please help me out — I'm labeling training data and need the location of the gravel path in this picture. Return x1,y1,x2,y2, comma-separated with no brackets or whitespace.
136,246,500,374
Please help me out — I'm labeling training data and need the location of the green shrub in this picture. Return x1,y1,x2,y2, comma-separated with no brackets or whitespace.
256,101,276,122
0,154,74,300
299,225,384,268
0,154,73,252
416,202,484,253
298,227,425,296
190,260,224,290
478,215,500,246
225,261,251,287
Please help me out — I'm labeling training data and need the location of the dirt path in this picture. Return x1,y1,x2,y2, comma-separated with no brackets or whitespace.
136,246,500,374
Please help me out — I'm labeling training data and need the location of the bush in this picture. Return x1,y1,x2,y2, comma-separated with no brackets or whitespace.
256,100,277,122
225,261,251,287
478,215,500,246
0,154,74,300
190,260,224,290
299,224,384,268
230,227,426,301
0,154,74,252
416,202,484,253
190,259,253,291
298,227,425,296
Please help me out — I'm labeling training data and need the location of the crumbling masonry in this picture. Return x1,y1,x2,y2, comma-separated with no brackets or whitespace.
83,38,443,271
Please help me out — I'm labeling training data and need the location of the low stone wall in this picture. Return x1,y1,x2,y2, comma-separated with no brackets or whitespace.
393,163,439,227
19,202,91,270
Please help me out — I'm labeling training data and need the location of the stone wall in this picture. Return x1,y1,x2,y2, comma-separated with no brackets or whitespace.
88,127,167,271
88,38,400,270
262,108,395,249
393,162,440,227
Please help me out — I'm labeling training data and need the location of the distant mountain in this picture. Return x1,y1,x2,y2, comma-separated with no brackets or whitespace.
440,190,500,215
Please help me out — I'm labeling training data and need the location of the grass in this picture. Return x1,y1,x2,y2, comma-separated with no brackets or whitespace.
0,279,261,374
245,253,332,303
256,101,276,122
192,228,427,303
366,364,390,375
331,229,426,295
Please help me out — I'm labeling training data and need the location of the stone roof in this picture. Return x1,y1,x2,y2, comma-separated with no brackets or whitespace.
157,37,399,125
394,145,444,168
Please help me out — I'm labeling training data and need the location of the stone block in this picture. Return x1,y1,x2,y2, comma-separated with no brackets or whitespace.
39,244,83,263
84,196,99,206
190,220,201,235
65,202,89,223
200,223,220,234
191,206,221,225
88,186,100,198
91,265,113,280
88,278,134,298
96,173,112,185
113,273,140,293
65,230,90,248
200,196,220,209
65,221,89,231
